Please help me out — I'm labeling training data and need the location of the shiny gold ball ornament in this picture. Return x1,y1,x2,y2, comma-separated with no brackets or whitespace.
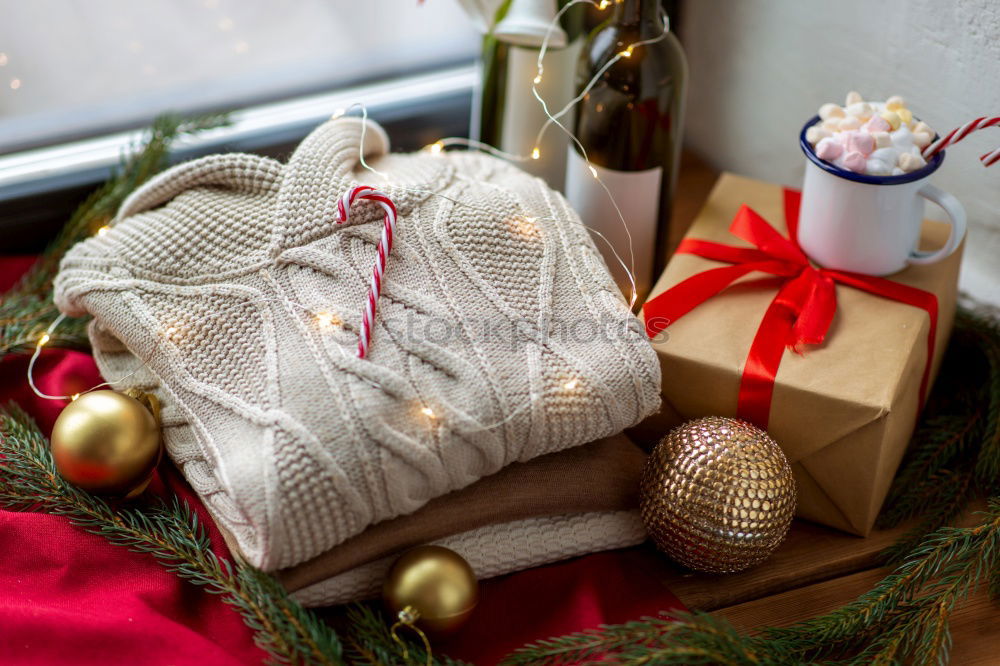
640,416,796,573
382,545,479,636
50,389,162,497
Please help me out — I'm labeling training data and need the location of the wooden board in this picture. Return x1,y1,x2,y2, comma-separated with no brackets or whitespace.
716,568,1000,665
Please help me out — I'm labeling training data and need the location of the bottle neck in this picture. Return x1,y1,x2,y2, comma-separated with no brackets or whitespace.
614,0,661,30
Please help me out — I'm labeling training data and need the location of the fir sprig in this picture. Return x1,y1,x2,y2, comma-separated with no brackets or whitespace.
0,113,229,356
342,605,468,666
0,404,343,665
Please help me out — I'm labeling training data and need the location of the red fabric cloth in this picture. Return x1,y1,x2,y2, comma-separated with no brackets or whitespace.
437,547,684,664
0,255,685,665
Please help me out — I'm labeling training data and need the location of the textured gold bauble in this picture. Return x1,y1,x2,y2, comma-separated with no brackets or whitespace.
50,390,162,497
640,416,796,574
382,545,479,636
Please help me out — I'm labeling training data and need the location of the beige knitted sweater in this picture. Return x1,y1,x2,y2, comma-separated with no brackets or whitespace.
54,117,661,571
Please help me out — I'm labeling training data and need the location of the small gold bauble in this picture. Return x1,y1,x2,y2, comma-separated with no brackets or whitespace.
50,390,162,497
382,545,479,636
640,416,796,574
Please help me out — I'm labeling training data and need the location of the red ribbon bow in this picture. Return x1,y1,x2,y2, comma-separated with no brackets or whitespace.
643,188,939,428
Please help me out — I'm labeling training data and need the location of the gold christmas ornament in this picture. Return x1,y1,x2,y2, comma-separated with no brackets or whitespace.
640,416,796,573
50,389,162,497
382,545,479,636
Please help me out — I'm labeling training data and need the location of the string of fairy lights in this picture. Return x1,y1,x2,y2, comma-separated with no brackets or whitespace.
29,0,663,437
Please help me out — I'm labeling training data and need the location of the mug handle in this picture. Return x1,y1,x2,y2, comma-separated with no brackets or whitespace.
908,184,967,265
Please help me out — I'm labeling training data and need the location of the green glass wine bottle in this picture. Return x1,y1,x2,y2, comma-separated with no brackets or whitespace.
565,0,687,304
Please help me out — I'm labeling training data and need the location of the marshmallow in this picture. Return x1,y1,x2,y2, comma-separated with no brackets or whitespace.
810,91,933,177
806,125,832,144
865,116,891,133
912,131,933,148
866,158,892,176
898,152,927,172
891,126,913,147
879,110,902,131
842,151,867,173
846,102,873,119
819,103,845,120
815,136,843,160
838,116,862,131
870,147,899,165
845,130,875,155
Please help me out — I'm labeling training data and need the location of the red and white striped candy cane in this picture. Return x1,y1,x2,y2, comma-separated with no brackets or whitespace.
335,185,398,359
922,116,1000,167
981,145,1000,167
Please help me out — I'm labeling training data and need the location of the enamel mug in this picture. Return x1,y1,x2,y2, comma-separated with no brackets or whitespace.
797,116,966,276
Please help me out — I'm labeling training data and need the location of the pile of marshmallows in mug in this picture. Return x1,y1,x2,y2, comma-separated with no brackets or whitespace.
806,92,936,177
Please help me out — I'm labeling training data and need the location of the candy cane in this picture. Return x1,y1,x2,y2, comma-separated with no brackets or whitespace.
981,146,1000,167
922,116,1000,166
335,185,398,359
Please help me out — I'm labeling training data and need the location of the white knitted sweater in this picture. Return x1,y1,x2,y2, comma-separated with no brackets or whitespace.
54,117,661,571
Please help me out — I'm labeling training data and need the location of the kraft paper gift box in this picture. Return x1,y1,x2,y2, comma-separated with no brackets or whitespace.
638,172,961,536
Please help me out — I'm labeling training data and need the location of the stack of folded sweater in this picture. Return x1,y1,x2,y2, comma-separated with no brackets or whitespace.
53,117,661,605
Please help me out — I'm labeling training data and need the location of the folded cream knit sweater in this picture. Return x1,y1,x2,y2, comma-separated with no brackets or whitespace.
54,117,661,571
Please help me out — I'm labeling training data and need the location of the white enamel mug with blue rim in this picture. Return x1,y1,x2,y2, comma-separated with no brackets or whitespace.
797,116,966,276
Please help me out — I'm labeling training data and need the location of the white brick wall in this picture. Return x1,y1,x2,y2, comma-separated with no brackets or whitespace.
679,0,1000,304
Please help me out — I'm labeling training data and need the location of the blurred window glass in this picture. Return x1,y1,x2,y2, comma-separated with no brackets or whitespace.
0,0,479,153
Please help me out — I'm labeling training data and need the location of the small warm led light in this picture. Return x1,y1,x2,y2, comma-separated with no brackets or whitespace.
531,147,541,160
533,74,542,84
331,108,346,119
620,46,634,58
9,78,21,90
588,165,599,178
421,406,436,418
96,225,110,236
70,393,80,401
429,141,444,155
598,0,611,9
509,216,540,239
38,333,50,347
164,326,178,338
564,379,579,390
316,311,341,328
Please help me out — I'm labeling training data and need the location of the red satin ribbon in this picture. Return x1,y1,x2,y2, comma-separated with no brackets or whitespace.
643,188,939,429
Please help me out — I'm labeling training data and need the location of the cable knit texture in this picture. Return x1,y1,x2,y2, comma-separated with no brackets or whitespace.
53,118,661,571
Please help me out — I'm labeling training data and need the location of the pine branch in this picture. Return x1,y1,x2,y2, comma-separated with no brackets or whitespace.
0,404,343,665
502,612,771,666
341,604,469,666
0,112,229,357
